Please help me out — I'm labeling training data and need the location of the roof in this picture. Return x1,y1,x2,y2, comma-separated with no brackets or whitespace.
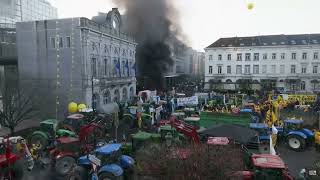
95,143,122,155
207,137,230,145
207,34,320,48
184,117,200,122
284,119,304,124
57,137,79,144
132,131,153,140
249,123,269,129
251,154,285,169
67,114,85,120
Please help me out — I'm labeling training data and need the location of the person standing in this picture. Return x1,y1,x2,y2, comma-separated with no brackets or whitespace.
137,97,143,128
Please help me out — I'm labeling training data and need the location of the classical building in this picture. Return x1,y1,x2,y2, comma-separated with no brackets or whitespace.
0,0,57,28
16,8,137,118
205,34,320,93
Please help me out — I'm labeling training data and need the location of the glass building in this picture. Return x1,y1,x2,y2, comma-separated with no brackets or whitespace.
0,0,57,28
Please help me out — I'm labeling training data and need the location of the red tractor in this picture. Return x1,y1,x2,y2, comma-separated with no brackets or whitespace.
0,136,34,180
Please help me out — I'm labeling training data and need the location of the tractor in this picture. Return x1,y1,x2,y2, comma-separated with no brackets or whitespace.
29,119,76,150
0,136,34,180
250,119,314,152
122,105,153,130
68,143,135,180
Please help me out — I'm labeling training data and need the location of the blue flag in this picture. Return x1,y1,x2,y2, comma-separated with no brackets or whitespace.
115,59,121,77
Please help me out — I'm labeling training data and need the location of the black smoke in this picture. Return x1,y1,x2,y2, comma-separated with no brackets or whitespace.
113,0,186,90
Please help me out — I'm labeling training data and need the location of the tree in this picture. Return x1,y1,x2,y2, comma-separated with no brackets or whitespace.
0,86,37,135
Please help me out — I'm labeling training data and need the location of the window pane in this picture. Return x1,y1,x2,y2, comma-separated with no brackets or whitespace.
66,37,71,48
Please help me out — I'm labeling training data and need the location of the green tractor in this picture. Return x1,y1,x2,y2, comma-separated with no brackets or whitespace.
29,119,76,150
122,106,153,130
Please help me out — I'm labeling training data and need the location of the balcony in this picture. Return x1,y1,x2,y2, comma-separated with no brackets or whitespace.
85,77,136,88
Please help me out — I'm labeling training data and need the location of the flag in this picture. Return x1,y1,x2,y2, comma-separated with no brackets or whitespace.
115,59,121,77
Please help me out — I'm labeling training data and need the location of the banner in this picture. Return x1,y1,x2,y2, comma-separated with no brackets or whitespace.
177,96,199,106
287,95,317,104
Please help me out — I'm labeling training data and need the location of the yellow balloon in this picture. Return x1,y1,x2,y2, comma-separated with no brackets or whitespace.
68,102,78,113
78,104,87,111
247,3,254,10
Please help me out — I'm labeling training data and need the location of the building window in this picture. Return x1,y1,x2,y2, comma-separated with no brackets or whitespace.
245,53,251,61
244,65,250,74
104,59,108,76
291,65,296,74
272,53,276,60
122,60,126,76
301,81,306,91
301,66,307,74
302,52,307,60
104,44,108,53
280,65,285,74
209,55,213,60
91,58,97,78
103,91,111,104
92,42,95,51
50,37,56,48
218,54,222,60
114,89,120,103
262,65,267,73
59,37,63,48
290,84,296,91
66,37,71,48
254,53,259,61
218,66,222,74
122,88,128,102
227,54,231,60
227,66,231,74
314,52,319,60
263,54,268,60
313,66,318,74
271,65,276,74
253,65,259,74
209,66,213,74
292,53,296,60
281,53,285,59
237,53,242,61
130,87,135,100
236,65,242,74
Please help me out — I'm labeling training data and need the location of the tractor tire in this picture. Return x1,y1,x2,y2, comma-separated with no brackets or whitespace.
55,156,76,176
259,140,270,154
30,134,48,151
66,166,87,180
287,135,306,151
99,172,121,180
0,160,24,180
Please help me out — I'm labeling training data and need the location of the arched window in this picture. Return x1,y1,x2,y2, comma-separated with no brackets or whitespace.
226,79,232,83
103,90,111,104
301,81,306,91
122,88,128,102
92,93,99,109
114,89,120,103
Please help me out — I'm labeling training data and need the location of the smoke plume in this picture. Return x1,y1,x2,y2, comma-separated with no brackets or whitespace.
113,0,186,90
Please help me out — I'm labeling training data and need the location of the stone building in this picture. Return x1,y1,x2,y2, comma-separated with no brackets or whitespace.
205,34,320,93
16,8,137,118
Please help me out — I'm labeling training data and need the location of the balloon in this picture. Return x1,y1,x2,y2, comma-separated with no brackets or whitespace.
68,102,78,113
247,3,254,10
78,104,87,111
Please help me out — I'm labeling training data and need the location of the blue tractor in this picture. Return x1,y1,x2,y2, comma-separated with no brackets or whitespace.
68,143,135,180
250,119,314,152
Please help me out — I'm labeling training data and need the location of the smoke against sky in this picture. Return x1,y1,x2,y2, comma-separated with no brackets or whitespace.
113,0,186,90
50,0,320,51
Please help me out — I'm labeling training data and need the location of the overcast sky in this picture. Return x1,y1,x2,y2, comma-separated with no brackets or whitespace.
48,0,320,51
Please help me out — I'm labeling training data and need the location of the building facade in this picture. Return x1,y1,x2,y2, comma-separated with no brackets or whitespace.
0,0,57,28
16,8,136,118
205,34,320,93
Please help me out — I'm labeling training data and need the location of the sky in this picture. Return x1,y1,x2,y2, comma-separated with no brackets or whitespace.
48,0,320,51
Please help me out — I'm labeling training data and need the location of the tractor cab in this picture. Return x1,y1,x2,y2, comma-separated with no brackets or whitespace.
40,119,59,138
63,114,86,133
184,117,200,130
131,131,160,152
283,119,304,131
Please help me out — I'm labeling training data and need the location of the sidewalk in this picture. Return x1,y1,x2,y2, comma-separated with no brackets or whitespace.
0,119,41,136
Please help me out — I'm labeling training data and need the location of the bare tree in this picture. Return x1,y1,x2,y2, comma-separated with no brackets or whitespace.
0,86,37,135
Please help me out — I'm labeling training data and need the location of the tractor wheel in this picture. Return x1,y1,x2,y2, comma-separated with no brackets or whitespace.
259,140,270,154
98,172,120,180
55,156,76,176
30,134,48,151
66,166,87,180
287,135,306,151
0,160,24,180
